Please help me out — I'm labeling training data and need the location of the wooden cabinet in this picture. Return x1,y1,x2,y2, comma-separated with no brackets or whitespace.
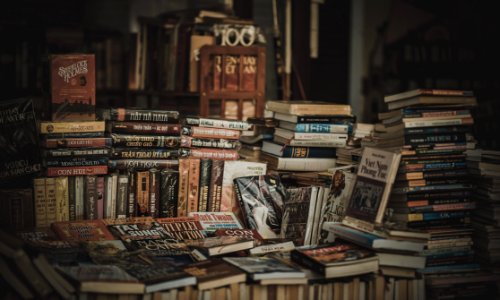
199,45,266,120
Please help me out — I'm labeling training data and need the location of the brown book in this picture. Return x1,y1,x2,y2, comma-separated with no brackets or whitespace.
265,101,352,116
181,126,241,140
47,165,109,177
51,220,115,241
224,55,239,91
198,159,212,212
136,171,150,216
183,259,247,290
33,178,48,227
241,55,257,91
50,54,96,121
0,188,34,230
208,159,224,212
177,159,190,217
45,177,57,226
187,158,201,214
54,176,70,222
189,35,215,92
213,55,222,91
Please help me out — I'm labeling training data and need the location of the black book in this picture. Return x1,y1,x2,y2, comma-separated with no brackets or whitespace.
198,159,212,212
0,98,41,188
159,169,179,218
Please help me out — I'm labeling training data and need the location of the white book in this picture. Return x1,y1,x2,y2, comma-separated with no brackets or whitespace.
261,154,337,171
303,187,318,246
275,127,348,141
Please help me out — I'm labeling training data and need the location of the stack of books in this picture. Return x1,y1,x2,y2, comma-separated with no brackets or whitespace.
467,149,500,272
238,117,277,161
335,123,374,166
261,100,354,171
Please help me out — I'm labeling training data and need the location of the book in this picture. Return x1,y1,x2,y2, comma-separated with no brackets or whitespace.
42,148,111,158
278,121,352,134
185,235,254,256
181,126,241,139
260,152,337,171
180,136,241,149
47,165,108,177
273,112,356,124
384,89,474,102
342,147,401,232
107,121,181,135
188,211,243,233
108,159,178,170
198,159,212,212
111,133,180,148
223,256,306,281
31,254,75,299
290,241,379,278
39,121,105,134
111,148,179,159
261,140,337,158
377,252,426,269
104,108,180,123
180,148,239,160
274,127,349,142
0,97,41,185
318,169,356,244
50,54,96,121
106,218,171,245
273,135,347,148
386,95,477,111
183,259,247,290
0,188,34,230
123,263,196,293
156,217,206,240
184,117,252,131
322,222,425,253
55,264,145,294
233,175,286,239
159,169,179,218
51,220,115,241
265,100,352,116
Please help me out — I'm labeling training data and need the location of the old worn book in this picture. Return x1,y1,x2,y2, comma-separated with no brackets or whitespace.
55,264,144,294
122,263,196,293
0,97,41,186
223,256,305,281
290,241,378,278
265,100,352,116
50,54,96,121
51,219,115,241
185,235,254,256
342,147,401,232
183,259,246,290
233,175,286,239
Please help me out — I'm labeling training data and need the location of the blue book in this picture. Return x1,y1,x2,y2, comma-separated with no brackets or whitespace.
322,222,425,253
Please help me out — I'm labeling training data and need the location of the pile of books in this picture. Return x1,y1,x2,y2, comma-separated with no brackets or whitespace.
260,100,354,171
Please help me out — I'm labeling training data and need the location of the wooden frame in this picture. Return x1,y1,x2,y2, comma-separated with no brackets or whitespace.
199,45,266,120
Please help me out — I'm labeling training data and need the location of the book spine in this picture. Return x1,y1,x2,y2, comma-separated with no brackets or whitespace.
54,176,70,222
282,146,337,158
84,176,97,220
294,123,351,134
290,250,326,274
68,176,76,220
127,170,136,217
408,211,470,222
400,162,467,172
33,178,48,227
408,202,475,213
407,198,470,207
45,157,109,167
213,55,222,91
40,121,105,134
404,133,467,146
104,174,113,218
404,126,472,135
110,134,180,148
47,165,108,177
107,121,181,135
45,177,57,225
286,138,347,148
74,176,85,220
296,116,356,123
180,136,241,149
42,132,104,139
187,158,201,214
116,174,129,218
208,160,224,212
403,117,474,128
42,137,112,148
407,217,470,228
108,108,180,123
136,171,150,216
198,159,212,212
109,173,118,219
111,148,179,159
160,169,179,218
96,176,105,219
184,117,252,130
108,159,179,170
149,169,160,218
181,126,241,139
293,132,348,141
43,148,111,158
177,159,190,217
180,148,239,160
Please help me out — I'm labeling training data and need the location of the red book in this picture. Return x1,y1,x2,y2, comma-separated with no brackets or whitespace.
51,219,115,241
47,165,108,177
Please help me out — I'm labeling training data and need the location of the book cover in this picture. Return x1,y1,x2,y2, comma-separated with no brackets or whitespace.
279,186,317,246
156,217,206,240
40,121,104,134
181,126,241,140
45,177,57,226
43,148,111,158
108,121,181,135
51,219,115,241
188,211,243,233
183,259,247,290
233,175,286,239
318,169,356,244
261,140,337,158
180,148,239,160
105,108,180,123
184,117,252,131
160,169,179,218
0,98,41,185
384,89,474,103
220,161,267,214
116,174,129,219
105,218,171,243
50,54,96,121
127,238,195,266
111,134,180,148
33,178,48,227
122,263,196,293
108,159,178,171
180,136,241,149
111,148,179,159
223,256,305,281
290,241,378,278
185,235,254,256
342,147,401,232
0,188,34,230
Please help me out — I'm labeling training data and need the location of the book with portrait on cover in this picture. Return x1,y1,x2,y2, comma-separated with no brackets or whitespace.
342,147,401,233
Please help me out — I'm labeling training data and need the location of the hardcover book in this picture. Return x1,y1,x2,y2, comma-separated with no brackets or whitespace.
223,256,306,281
183,259,247,290
290,241,379,278
184,117,252,131
342,147,401,232
181,126,241,140
185,235,254,256
233,175,286,239
0,97,41,185
51,219,115,241
107,121,181,135
159,169,179,218
105,108,180,123
50,54,96,121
